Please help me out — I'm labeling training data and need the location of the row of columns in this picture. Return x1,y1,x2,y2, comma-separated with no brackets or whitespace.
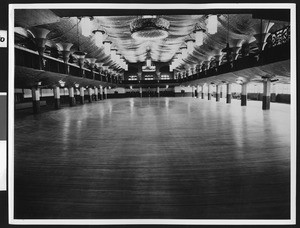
31,86,108,114
138,87,161,98
192,79,272,110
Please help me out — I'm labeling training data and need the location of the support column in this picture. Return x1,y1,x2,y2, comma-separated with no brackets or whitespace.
196,85,200,98
201,85,205,99
99,86,103,100
220,85,223,98
241,83,247,106
262,79,271,110
53,86,60,109
79,87,85,104
226,83,232,104
104,87,108,99
207,84,211,100
94,87,98,101
216,85,220,102
139,87,142,98
32,87,40,114
157,87,160,97
87,88,92,103
191,86,195,97
68,87,75,106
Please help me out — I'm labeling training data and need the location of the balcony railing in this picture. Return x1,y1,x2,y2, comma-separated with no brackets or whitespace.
120,26,290,85
15,45,119,84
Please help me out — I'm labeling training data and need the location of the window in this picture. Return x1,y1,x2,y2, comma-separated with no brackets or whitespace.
144,75,153,80
128,75,137,81
160,74,170,80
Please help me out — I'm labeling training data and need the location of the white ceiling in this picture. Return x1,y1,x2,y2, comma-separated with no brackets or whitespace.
14,9,289,71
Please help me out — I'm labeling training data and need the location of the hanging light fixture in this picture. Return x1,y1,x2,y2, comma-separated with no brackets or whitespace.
207,15,218,35
185,38,195,54
180,46,188,59
222,14,232,63
80,17,93,37
93,29,106,47
110,48,117,61
145,48,152,67
73,18,87,66
130,15,170,40
193,24,206,46
103,40,112,55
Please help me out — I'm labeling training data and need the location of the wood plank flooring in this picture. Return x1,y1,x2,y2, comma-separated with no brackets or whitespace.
14,97,291,219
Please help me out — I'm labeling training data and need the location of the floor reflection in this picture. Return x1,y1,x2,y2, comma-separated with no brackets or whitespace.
14,97,291,219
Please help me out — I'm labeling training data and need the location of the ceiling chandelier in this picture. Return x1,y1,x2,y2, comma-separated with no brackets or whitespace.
73,18,87,63
130,15,170,40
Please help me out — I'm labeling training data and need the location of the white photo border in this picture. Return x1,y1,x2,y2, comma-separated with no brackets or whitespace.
8,3,296,225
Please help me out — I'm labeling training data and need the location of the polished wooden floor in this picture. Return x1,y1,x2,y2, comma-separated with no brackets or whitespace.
14,97,290,219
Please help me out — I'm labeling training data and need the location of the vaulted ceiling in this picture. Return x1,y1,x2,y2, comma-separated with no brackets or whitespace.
14,8,289,72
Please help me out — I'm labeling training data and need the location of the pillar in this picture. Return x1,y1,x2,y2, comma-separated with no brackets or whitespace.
191,86,195,97
262,79,271,110
139,87,142,98
216,85,220,102
69,87,75,106
157,87,160,97
104,87,108,99
201,85,205,99
241,83,247,106
53,86,60,109
220,85,223,98
196,85,200,98
32,87,40,114
99,86,103,100
94,87,98,101
79,87,85,104
207,84,211,100
226,83,232,104
87,88,92,103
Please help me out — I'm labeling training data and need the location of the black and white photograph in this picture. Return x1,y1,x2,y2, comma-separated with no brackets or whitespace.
5,2,297,226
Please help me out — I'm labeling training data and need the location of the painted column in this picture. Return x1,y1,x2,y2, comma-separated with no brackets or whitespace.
32,87,40,114
207,84,211,100
99,86,103,100
196,85,200,98
79,87,85,104
191,86,195,97
241,83,247,106
139,87,142,98
157,87,160,98
104,87,108,99
262,79,271,110
201,85,205,99
216,85,220,102
53,86,60,109
87,88,92,103
220,84,223,98
68,87,75,107
226,83,232,104
94,87,98,101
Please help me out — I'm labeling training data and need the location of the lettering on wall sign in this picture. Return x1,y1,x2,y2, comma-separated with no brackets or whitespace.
0,30,7,48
